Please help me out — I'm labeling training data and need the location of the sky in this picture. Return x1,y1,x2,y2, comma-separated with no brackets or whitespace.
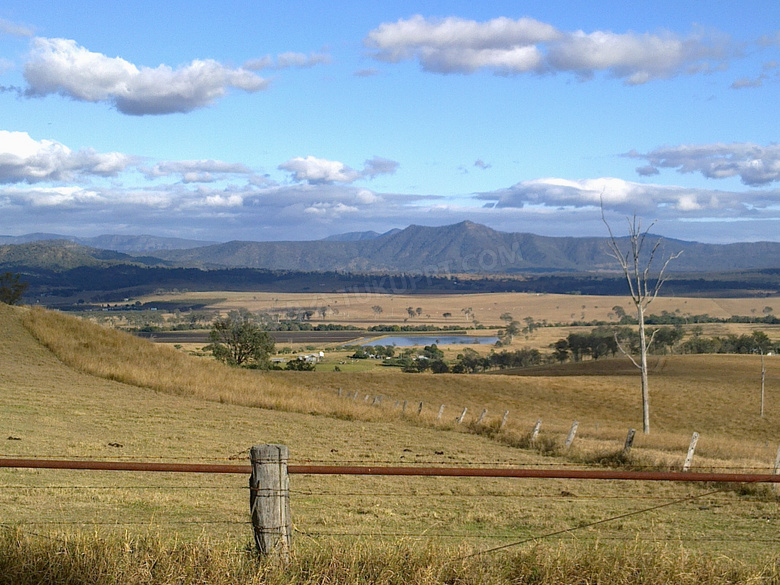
1,1,779,244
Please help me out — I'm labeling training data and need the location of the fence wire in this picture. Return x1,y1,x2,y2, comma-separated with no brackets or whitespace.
1,454,778,555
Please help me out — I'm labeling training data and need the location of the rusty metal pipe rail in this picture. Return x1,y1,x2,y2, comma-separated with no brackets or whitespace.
0,458,249,474
288,465,780,483
1,458,779,483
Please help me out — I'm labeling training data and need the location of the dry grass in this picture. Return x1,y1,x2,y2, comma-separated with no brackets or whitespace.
1,529,778,585
15,304,780,473
19,305,384,423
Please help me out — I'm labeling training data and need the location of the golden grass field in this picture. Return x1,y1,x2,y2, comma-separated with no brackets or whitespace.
136,289,780,328
2,301,780,583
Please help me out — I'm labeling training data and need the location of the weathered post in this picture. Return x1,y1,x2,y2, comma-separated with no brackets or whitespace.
623,428,636,457
476,409,487,425
456,407,468,424
564,421,579,450
437,404,445,421
417,401,424,415
500,410,509,430
530,419,542,442
249,445,292,558
683,432,699,471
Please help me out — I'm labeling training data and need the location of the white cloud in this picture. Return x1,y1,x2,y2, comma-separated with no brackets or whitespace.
366,15,557,74
547,29,730,84
279,156,361,184
355,189,382,204
23,38,269,115
627,143,780,186
279,155,399,184
303,202,359,217
0,130,134,184
366,16,733,83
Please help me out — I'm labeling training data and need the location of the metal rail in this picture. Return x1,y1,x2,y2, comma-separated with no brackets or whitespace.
1,458,779,483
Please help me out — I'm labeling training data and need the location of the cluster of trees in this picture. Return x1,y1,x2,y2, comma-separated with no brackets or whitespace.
679,330,775,355
549,326,777,363
496,314,540,345
349,345,397,359
550,326,684,363
391,346,542,374
450,347,542,373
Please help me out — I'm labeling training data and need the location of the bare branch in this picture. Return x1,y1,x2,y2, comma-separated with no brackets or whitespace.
614,332,641,370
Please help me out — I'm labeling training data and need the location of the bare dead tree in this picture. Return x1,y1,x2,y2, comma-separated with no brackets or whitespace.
602,202,682,434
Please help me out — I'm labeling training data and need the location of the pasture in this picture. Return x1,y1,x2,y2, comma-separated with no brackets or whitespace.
135,289,780,328
2,302,780,583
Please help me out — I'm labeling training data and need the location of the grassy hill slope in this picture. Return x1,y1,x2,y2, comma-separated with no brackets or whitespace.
2,303,780,581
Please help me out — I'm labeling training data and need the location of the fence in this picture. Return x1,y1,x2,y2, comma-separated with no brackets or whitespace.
2,444,780,558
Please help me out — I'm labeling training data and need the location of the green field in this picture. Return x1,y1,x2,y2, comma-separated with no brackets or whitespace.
1,302,780,583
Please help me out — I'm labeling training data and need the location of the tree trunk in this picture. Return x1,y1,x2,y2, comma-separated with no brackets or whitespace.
638,304,650,434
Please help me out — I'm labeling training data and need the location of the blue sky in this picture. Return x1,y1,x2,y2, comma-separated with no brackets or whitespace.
1,1,779,243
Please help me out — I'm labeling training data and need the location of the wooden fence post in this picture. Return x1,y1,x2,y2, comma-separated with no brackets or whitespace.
249,445,292,558
683,432,699,471
456,407,468,424
417,401,424,415
476,409,487,425
500,410,509,430
437,404,445,421
402,400,408,413
623,428,636,457
564,421,579,450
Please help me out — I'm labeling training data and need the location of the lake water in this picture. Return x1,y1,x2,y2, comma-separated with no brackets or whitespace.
361,335,498,347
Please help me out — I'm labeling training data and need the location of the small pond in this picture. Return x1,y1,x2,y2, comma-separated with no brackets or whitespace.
361,335,498,347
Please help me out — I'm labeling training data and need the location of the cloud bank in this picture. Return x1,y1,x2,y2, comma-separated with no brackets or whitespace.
365,15,732,84
3,132,780,242
477,176,780,221
627,143,780,186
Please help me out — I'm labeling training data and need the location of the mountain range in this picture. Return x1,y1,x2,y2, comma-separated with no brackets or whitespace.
3,220,780,275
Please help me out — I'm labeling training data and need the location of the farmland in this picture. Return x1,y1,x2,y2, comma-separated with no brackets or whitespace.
2,301,780,583
134,290,780,328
